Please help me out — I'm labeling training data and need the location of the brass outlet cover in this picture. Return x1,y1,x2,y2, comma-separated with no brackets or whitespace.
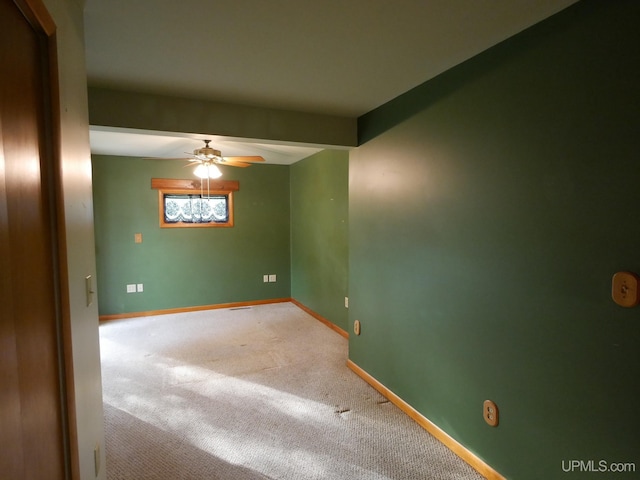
612,271,640,307
483,400,499,427
354,319,361,336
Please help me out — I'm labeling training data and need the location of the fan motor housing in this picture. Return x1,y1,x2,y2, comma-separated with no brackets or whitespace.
194,146,221,159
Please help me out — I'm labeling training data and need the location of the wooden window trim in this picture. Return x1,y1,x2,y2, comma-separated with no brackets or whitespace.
151,178,239,192
151,178,239,228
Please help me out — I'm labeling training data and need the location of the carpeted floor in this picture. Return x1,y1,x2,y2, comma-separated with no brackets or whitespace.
100,302,485,479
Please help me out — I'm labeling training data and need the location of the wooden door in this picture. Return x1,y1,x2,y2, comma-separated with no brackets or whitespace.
0,1,72,478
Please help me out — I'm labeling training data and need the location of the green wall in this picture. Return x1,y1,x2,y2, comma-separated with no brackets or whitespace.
290,150,349,331
350,2,640,479
92,156,290,315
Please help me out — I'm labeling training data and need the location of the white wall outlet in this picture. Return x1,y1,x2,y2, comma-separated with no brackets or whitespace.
126,284,136,293
345,296,349,308
263,274,269,283
268,274,276,282
137,283,143,292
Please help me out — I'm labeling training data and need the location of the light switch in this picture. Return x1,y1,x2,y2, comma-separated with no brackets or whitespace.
134,233,143,244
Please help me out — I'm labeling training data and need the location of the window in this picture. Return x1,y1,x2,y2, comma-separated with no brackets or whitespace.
163,193,229,224
151,178,239,228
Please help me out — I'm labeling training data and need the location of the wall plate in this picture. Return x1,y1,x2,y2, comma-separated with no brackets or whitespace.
483,400,499,427
612,271,640,307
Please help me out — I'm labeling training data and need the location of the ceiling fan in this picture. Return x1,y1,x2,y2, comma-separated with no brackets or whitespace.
189,140,265,167
151,139,266,179
185,140,265,178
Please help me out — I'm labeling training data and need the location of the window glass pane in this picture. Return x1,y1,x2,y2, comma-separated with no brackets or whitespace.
163,194,228,224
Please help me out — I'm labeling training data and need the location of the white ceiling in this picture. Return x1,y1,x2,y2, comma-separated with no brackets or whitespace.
84,0,578,164
88,128,324,165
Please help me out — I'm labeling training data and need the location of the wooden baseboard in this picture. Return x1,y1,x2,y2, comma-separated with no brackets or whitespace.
290,299,349,338
98,298,292,322
346,359,506,480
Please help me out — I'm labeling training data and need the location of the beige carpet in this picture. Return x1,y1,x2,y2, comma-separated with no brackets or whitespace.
100,302,485,479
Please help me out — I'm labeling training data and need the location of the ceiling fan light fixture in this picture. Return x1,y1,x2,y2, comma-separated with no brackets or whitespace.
194,163,222,179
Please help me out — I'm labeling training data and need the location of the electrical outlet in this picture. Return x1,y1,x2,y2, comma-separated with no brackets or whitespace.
483,400,499,427
137,283,143,292
126,284,136,293
268,274,276,282
353,319,361,336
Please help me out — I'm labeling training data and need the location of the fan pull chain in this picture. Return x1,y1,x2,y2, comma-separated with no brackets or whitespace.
198,174,211,221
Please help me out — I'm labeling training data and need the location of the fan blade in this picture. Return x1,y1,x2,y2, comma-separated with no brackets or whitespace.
222,156,265,163
218,160,252,167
